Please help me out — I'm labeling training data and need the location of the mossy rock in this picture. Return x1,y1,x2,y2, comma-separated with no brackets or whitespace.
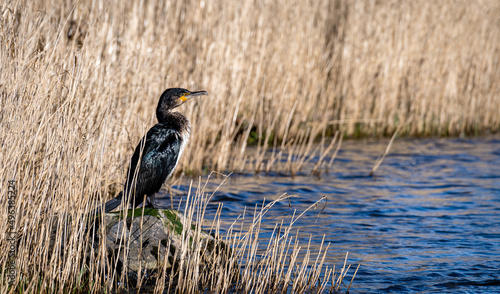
102,208,215,273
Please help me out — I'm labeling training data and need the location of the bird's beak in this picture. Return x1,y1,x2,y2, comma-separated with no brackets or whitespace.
180,90,208,102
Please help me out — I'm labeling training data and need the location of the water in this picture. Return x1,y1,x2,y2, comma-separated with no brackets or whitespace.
160,136,500,293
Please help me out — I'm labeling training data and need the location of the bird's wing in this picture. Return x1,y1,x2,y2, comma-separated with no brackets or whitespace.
125,125,182,198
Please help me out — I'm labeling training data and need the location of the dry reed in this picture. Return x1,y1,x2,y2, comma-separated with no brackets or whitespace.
1,0,498,174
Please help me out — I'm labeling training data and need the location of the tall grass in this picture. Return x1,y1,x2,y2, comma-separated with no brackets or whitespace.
0,0,498,292
2,174,359,293
1,0,499,174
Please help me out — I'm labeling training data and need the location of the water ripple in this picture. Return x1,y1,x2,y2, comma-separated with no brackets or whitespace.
160,136,500,293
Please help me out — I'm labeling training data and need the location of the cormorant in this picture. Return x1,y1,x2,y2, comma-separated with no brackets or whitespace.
93,88,207,215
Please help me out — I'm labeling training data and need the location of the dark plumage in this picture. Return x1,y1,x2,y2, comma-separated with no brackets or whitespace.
93,88,207,215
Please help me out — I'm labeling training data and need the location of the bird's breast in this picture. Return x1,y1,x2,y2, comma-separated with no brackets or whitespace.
177,126,190,161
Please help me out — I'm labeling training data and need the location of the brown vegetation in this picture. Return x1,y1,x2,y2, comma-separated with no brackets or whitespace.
1,0,499,174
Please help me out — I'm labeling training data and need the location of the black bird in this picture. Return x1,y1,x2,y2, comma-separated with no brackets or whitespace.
94,88,208,215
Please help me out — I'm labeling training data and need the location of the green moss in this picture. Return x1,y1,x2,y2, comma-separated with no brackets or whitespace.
161,209,184,235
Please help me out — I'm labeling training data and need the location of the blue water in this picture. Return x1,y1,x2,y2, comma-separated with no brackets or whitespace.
162,136,500,293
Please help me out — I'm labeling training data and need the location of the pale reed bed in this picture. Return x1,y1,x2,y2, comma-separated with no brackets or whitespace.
0,0,498,292
2,0,498,174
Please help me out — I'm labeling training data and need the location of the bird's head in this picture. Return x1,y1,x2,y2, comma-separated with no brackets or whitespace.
156,88,208,120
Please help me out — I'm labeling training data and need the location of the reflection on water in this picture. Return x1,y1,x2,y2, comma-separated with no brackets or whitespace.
159,136,500,293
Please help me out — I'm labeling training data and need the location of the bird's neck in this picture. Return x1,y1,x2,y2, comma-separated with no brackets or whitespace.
157,110,191,132
156,108,170,123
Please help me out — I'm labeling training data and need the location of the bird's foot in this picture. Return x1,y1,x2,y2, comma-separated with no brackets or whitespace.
146,194,163,210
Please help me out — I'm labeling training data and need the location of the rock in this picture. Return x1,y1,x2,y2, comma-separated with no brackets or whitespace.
46,208,236,291
102,208,216,273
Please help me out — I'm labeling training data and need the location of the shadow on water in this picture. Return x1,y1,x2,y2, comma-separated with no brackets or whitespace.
159,136,500,293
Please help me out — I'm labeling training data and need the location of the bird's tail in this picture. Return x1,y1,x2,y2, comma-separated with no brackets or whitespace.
89,191,123,216
104,193,123,213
